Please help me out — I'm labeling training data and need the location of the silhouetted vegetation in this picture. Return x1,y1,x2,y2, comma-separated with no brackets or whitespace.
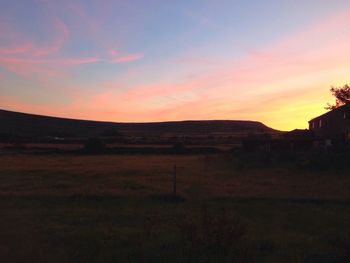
326,84,350,110
83,138,106,153
172,142,186,153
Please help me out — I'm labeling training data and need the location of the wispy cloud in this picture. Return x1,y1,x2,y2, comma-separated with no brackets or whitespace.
0,43,33,55
0,17,73,76
2,2,350,130
32,18,69,56
90,8,350,128
56,57,99,65
109,53,144,63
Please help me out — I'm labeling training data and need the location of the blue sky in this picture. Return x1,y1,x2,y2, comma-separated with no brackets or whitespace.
1,0,350,130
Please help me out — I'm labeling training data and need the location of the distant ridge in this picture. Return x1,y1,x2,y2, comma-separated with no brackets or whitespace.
0,109,279,138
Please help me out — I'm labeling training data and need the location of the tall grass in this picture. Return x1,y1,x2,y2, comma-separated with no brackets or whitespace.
178,208,255,263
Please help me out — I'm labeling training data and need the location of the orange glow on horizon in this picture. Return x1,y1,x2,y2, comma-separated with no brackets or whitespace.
1,3,350,131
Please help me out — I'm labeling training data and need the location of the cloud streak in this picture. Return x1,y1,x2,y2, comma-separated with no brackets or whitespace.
0,15,142,78
110,53,144,63
94,8,350,129
2,2,350,130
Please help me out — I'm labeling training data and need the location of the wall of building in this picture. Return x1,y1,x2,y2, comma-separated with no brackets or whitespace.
309,104,350,141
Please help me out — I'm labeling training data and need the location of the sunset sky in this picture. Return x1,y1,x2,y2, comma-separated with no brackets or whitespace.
1,0,350,130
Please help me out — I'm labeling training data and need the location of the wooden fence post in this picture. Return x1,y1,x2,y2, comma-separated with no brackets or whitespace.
173,164,177,195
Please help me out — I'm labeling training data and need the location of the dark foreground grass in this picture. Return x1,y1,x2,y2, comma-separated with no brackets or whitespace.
1,196,350,262
0,154,350,262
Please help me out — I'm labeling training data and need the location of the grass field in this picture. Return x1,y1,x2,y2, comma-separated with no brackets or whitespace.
0,154,349,262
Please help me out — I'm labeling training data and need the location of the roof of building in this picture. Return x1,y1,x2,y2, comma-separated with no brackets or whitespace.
308,103,350,123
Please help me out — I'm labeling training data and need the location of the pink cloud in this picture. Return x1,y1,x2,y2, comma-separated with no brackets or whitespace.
110,53,144,63
65,1,120,55
108,48,118,56
0,58,59,77
32,18,69,56
93,8,350,128
56,57,99,65
0,43,33,55
0,2,143,78
0,15,141,78
3,7,350,131
0,17,73,76
182,9,350,100
0,55,99,78
106,46,144,64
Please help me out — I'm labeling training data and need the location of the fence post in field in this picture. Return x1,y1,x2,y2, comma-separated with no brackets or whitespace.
173,164,177,195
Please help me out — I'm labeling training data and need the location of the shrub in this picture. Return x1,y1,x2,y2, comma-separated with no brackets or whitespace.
83,138,106,153
172,142,186,154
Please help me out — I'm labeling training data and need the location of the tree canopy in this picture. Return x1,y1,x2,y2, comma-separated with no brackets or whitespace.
325,84,350,110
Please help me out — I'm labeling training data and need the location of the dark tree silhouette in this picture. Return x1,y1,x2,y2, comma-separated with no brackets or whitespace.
325,84,350,110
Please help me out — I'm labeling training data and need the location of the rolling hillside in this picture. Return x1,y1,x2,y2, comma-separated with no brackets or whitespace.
0,109,278,138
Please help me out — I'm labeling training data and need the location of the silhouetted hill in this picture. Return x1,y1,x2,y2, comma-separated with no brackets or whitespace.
0,109,278,138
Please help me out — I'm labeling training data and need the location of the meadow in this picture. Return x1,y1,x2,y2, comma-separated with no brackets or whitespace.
0,153,349,262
